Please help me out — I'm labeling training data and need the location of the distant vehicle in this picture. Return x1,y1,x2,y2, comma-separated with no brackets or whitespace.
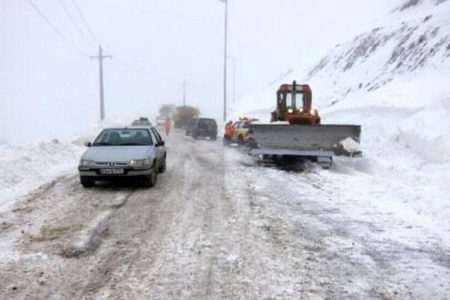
173,106,200,128
189,118,217,140
158,104,176,118
131,117,152,126
78,126,166,188
232,117,259,145
155,116,166,127
185,118,198,136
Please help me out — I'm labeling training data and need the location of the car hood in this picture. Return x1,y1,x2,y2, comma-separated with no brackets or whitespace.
82,146,154,162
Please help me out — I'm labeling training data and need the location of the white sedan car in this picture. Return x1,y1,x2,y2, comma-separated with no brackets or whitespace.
78,126,166,188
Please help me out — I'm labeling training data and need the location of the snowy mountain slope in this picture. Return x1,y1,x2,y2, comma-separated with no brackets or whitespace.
307,0,450,163
308,0,450,104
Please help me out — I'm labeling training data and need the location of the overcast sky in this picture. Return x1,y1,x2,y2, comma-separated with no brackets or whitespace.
0,0,396,143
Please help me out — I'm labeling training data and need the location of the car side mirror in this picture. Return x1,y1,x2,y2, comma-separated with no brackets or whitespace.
84,141,92,147
156,141,165,147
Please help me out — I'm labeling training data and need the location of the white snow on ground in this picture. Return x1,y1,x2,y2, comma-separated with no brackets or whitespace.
0,140,83,213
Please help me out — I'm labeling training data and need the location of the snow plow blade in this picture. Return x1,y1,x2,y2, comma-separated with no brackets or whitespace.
249,123,361,157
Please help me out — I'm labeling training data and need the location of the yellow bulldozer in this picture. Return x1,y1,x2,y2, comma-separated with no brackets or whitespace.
249,81,361,168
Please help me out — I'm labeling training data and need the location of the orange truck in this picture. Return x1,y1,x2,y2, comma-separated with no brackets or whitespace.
173,106,200,128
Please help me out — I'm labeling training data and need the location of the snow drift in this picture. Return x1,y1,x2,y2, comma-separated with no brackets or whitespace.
0,140,83,212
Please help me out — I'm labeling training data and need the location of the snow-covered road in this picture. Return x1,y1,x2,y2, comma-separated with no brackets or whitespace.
0,130,449,299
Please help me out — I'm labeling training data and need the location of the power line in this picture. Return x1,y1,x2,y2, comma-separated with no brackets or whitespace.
26,0,89,56
70,0,99,44
57,0,95,49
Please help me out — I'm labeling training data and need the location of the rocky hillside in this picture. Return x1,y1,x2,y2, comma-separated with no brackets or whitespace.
304,0,450,164
308,0,450,106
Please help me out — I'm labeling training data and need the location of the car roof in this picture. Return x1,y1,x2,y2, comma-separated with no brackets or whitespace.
103,126,156,130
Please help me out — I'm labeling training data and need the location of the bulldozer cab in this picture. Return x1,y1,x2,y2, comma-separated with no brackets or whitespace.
272,81,319,124
277,82,312,113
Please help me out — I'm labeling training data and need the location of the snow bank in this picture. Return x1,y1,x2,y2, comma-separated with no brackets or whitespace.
0,140,84,213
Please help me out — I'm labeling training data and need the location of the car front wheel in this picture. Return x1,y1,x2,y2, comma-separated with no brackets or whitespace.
144,167,157,187
80,176,95,188
159,156,166,173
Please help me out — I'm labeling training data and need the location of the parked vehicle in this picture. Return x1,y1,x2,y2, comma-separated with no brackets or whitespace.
78,126,166,188
156,104,176,128
185,118,198,136
173,106,200,128
189,118,217,140
158,104,176,118
232,117,259,145
131,117,152,126
155,116,166,127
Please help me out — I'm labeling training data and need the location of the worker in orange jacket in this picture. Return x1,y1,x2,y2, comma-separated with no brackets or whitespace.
223,121,234,145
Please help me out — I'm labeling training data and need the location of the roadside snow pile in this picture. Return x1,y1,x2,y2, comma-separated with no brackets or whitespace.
337,137,362,155
0,140,83,212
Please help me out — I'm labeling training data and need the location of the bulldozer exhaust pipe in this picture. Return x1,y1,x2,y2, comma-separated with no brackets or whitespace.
292,80,297,109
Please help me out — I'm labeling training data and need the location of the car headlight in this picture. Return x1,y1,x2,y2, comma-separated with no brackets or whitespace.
287,108,294,113
128,159,151,168
79,159,95,167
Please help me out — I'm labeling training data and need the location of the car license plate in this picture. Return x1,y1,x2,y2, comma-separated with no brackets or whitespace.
100,168,124,175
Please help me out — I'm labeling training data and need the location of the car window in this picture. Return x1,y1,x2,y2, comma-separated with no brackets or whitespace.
199,119,216,127
93,129,153,146
151,128,163,143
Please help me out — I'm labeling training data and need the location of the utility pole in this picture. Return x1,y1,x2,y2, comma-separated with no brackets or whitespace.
223,0,228,122
183,79,186,106
232,58,235,103
228,56,236,103
217,0,228,121
90,45,111,121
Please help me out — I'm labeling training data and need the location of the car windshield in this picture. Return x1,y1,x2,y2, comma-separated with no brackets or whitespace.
199,119,216,127
93,129,153,146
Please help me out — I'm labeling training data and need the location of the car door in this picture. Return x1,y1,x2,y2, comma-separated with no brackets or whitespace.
150,128,165,164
